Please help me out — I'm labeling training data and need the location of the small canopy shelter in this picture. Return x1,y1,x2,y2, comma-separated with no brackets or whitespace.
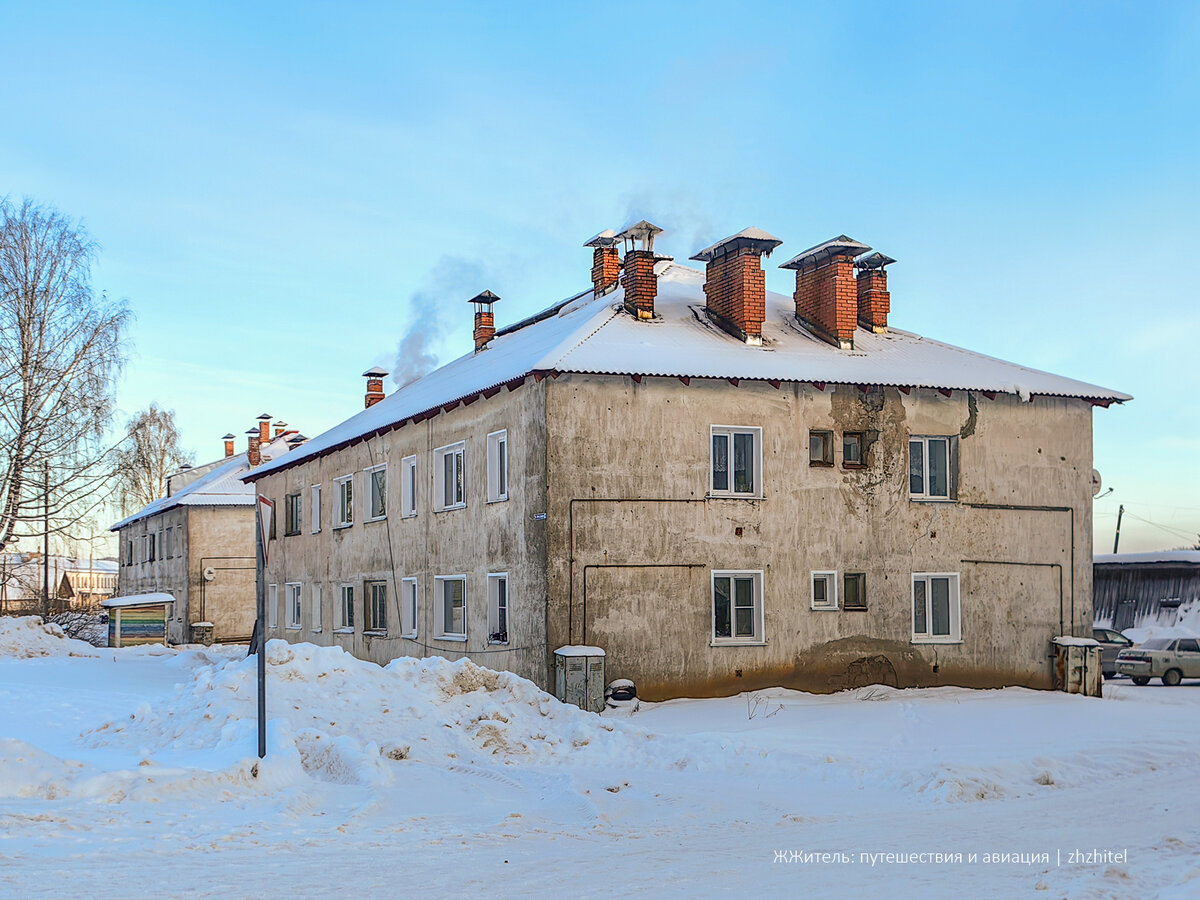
101,593,175,648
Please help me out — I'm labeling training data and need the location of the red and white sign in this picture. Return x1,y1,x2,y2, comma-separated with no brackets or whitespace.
257,495,274,564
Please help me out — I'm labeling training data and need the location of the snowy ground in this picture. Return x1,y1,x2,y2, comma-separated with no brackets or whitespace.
2,617,1199,899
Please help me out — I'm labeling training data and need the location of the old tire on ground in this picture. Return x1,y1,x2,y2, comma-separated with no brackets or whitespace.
1162,668,1183,687
1131,676,1151,686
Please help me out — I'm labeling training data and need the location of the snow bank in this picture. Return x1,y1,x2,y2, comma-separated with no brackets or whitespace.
1123,598,1200,644
0,616,101,659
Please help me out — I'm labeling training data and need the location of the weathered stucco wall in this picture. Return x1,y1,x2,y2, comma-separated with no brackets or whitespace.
186,506,256,641
258,378,549,687
544,375,1094,699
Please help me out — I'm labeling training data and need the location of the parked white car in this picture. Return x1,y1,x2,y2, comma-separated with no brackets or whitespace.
1116,637,1200,686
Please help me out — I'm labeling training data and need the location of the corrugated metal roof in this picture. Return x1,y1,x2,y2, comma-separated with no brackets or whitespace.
110,434,299,530
246,262,1129,482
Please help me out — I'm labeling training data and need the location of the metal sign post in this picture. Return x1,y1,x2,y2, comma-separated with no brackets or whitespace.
255,496,274,760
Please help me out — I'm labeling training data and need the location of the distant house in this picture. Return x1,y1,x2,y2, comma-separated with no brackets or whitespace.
110,418,304,644
244,223,1128,699
0,554,118,615
1093,551,1200,631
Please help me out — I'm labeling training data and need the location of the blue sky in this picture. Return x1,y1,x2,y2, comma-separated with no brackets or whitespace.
3,1,1197,552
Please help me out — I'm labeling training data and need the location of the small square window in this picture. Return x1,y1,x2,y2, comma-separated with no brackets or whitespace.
811,571,838,610
843,432,865,468
809,430,834,466
843,573,867,610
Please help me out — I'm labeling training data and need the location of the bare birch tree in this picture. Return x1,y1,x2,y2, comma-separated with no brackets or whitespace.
114,403,193,514
0,198,130,555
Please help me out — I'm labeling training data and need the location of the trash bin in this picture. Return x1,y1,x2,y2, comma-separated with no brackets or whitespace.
1052,637,1103,697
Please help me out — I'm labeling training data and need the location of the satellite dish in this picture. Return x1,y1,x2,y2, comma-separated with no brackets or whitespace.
203,566,216,582
1091,469,1102,497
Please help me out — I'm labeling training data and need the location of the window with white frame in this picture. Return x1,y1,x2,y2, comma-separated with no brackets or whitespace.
912,573,961,642
710,426,761,497
811,571,838,610
401,456,417,518
365,464,387,520
487,573,508,644
711,570,764,644
337,584,354,630
286,582,302,629
311,584,322,632
364,580,387,633
401,577,418,638
434,442,466,511
268,583,278,628
334,474,354,527
486,430,509,502
909,436,955,500
311,484,321,533
436,576,467,639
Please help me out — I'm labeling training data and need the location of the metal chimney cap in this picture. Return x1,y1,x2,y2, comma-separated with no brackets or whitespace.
221,433,236,440
690,227,783,262
468,290,500,306
855,252,897,271
362,366,389,378
245,428,259,435
616,220,664,243
779,235,872,270
256,413,273,421
583,228,619,248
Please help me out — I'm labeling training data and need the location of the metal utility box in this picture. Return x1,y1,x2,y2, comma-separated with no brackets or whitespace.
1052,637,1103,697
554,645,606,713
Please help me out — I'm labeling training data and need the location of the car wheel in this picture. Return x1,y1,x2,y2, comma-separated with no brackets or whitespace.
1131,676,1151,686
1103,671,1114,680
1162,669,1183,687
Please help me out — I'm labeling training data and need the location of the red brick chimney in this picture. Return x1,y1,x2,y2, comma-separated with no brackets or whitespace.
257,414,272,445
690,228,783,346
222,433,236,458
780,236,871,350
617,220,665,320
469,291,499,352
363,368,388,407
246,428,261,467
584,230,621,297
855,252,895,333
273,420,287,438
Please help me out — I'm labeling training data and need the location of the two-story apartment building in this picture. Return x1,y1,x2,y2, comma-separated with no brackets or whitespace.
111,419,302,644
245,224,1128,699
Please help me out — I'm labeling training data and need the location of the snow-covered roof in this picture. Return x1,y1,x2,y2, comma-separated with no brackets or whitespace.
1094,551,1200,566
111,433,300,530
246,262,1129,482
102,592,175,609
